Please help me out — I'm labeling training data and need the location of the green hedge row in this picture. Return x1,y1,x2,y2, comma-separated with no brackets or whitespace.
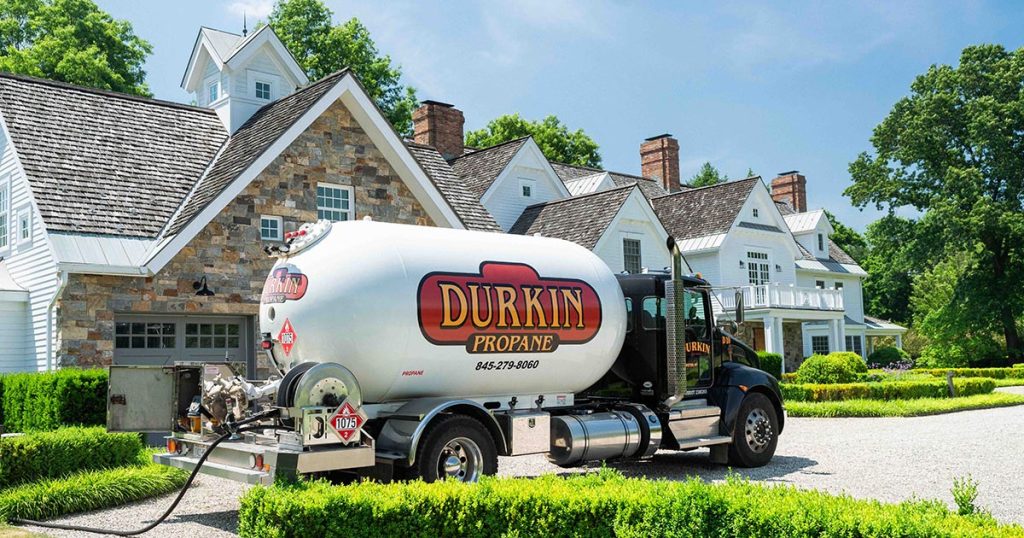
917,368,1024,380
781,378,996,402
0,369,107,432
239,470,1023,538
756,352,783,380
786,393,1024,418
0,427,142,489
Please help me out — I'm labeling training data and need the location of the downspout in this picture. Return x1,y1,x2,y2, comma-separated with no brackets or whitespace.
45,270,68,372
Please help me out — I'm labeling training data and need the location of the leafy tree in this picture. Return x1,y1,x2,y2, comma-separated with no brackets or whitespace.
0,0,152,95
269,0,418,134
688,162,728,187
846,44,1024,360
746,167,756,178
860,215,918,324
824,210,867,262
465,114,601,167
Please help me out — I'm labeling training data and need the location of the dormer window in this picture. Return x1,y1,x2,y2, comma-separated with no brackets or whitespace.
817,233,824,251
208,80,220,103
255,80,271,100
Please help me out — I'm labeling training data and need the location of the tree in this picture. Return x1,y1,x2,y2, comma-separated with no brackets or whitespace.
0,0,152,95
746,167,756,178
465,114,601,167
859,215,918,324
269,0,418,134
846,44,1024,360
823,210,867,262
688,162,728,187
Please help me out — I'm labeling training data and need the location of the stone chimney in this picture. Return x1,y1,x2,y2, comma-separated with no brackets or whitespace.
770,171,807,212
412,100,465,160
640,134,680,193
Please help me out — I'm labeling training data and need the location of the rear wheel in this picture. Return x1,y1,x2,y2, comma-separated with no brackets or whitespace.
408,414,497,483
727,393,778,467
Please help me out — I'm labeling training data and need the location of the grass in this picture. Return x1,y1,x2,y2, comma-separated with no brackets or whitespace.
786,392,1024,417
0,464,187,523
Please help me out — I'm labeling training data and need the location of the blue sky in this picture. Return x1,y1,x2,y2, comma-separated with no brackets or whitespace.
96,0,1024,231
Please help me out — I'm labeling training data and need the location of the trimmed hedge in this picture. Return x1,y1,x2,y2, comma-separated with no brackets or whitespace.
867,346,910,367
756,351,783,380
781,378,996,402
238,470,1024,537
795,354,858,384
0,369,107,432
787,393,1024,418
0,464,187,522
917,368,1024,380
0,427,142,489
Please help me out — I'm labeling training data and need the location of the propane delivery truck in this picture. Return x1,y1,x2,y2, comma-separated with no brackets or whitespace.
108,219,784,484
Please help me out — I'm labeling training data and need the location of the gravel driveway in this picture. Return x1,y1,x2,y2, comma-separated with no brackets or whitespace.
22,389,1024,537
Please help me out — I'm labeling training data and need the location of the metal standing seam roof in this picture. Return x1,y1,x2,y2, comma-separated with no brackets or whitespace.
549,161,670,200
405,142,502,232
775,200,859,265
0,72,227,238
782,208,827,234
651,177,761,241
508,184,636,249
447,137,529,198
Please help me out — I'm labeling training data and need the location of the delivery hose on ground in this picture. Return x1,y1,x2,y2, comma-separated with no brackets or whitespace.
12,409,279,536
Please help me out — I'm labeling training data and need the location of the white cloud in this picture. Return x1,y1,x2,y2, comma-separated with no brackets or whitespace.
226,0,274,21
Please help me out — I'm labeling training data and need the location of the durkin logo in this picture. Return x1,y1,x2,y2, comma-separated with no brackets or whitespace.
417,262,603,354
262,267,308,304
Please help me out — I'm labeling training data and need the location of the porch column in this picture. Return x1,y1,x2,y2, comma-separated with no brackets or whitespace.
837,318,847,352
895,333,903,349
827,319,839,354
764,315,785,358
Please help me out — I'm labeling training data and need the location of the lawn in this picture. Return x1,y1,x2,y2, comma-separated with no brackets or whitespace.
786,392,1024,417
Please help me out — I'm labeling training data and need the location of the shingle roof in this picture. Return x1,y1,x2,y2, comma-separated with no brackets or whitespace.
550,161,670,199
651,177,760,241
509,184,635,249
165,70,350,235
0,73,227,237
405,142,501,232
448,137,528,198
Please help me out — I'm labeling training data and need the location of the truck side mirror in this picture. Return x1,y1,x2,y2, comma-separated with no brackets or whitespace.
734,289,744,324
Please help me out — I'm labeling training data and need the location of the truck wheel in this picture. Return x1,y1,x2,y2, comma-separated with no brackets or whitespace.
727,393,778,468
411,414,497,483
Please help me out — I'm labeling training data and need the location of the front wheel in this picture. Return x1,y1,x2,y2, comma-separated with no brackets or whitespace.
727,393,779,467
408,414,498,483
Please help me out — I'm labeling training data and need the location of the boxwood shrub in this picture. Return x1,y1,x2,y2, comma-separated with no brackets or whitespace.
795,354,857,384
916,368,1024,380
781,378,995,402
0,369,107,432
239,470,1023,538
0,427,142,489
756,352,783,380
867,346,910,367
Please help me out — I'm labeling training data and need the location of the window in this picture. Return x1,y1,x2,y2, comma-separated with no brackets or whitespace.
185,323,241,349
18,211,29,241
747,250,770,303
115,322,176,349
752,208,759,217
0,181,7,250
260,215,283,241
317,183,353,221
641,296,665,330
845,335,863,356
811,335,830,355
625,298,633,332
623,238,642,274
834,282,843,291
519,178,535,198
255,80,271,100
817,233,824,251
208,80,220,103
815,280,825,289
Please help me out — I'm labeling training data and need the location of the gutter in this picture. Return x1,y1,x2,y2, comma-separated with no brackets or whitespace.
45,270,68,372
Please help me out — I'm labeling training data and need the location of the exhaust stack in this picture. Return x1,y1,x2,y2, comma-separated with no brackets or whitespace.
664,236,687,408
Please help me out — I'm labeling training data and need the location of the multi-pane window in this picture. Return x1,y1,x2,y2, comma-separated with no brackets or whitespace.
845,335,863,356
0,182,8,249
747,251,770,284
752,208,759,217
19,211,29,241
260,215,282,241
623,238,642,274
520,179,535,198
208,80,220,103
115,322,176,349
255,80,271,100
316,184,353,221
185,323,241,349
815,280,826,289
811,335,830,355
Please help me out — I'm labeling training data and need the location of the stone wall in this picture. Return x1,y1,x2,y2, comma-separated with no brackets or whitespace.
782,322,804,373
59,99,435,370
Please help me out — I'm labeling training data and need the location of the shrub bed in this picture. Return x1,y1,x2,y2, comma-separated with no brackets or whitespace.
867,346,910,367
917,368,1024,380
781,378,996,402
0,369,107,432
0,465,187,523
0,427,142,489
756,352,783,380
794,353,865,384
238,470,1023,537
787,393,1024,418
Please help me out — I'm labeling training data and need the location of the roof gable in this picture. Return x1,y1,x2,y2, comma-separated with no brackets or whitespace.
783,208,833,235
550,161,669,200
651,177,759,242
406,142,501,232
509,184,635,249
479,138,570,204
182,26,308,93
449,137,529,198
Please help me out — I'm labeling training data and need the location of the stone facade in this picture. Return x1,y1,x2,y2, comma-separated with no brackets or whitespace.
728,319,804,372
58,98,435,370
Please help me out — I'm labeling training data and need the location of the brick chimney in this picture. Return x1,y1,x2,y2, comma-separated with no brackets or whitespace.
770,171,807,212
640,134,681,193
412,100,465,160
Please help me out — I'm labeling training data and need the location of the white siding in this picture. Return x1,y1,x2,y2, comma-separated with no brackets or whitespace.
482,145,568,231
0,127,60,371
593,195,671,274
0,299,29,372
796,270,864,323
710,183,801,288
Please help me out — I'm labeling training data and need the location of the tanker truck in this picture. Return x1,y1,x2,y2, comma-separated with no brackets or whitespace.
107,220,783,484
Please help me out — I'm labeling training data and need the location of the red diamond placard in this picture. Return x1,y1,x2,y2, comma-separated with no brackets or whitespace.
328,401,364,442
278,318,296,356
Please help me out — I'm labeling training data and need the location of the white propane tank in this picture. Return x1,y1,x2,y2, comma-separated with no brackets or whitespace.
259,220,627,404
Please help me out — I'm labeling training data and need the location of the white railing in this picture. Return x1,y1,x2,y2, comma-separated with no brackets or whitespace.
713,283,844,313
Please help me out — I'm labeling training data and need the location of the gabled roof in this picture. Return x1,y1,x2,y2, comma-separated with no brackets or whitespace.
783,208,829,234
564,172,611,196
0,72,227,237
864,315,907,333
448,137,529,198
200,27,245,61
182,26,308,92
651,177,760,241
405,142,501,232
550,161,670,200
775,200,860,266
508,184,635,249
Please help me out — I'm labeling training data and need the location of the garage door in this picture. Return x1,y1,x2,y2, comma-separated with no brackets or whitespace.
113,315,253,369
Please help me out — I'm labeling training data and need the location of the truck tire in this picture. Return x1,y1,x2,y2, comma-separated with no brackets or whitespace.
727,393,778,468
409,414,498,483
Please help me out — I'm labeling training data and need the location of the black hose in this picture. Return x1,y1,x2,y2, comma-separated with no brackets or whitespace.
13,409,279,536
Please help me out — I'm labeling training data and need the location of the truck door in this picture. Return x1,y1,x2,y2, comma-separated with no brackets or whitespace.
683,289,713,388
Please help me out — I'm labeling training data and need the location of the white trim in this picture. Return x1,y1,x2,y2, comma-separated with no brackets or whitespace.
145,73,463,274
0,174,9,254
225,26,309,87
259,214,284,241
17,207,30,244
315,183,355,222
591,188,685,271
518,177,536,199
479,138,571,205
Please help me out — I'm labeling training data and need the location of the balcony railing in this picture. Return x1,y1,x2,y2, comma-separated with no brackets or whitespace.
713,283,844,313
